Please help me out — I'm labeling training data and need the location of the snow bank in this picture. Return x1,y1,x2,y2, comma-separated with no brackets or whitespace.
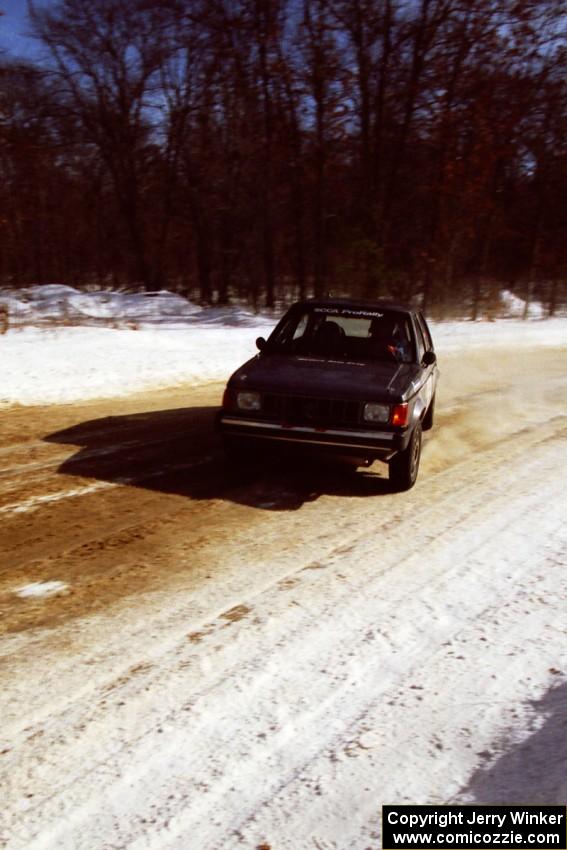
0,285,275,406
499,288,546,319
0,284,265,327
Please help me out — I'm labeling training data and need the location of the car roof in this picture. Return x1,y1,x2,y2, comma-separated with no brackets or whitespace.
291,297,415,314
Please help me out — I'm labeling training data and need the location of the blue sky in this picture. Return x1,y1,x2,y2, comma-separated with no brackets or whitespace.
0,0,52,58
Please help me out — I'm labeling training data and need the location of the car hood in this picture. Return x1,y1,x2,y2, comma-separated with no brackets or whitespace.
228,354,421,403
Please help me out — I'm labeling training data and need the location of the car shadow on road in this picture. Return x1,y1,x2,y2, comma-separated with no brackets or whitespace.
458,680,567,804
45,405,392,511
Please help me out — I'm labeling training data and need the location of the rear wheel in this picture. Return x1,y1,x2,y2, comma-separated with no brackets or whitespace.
389,422,422,491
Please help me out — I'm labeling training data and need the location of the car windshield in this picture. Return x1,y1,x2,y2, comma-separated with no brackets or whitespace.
268,307,415,363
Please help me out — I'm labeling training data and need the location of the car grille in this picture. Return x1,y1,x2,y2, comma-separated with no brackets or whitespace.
262,393,361,427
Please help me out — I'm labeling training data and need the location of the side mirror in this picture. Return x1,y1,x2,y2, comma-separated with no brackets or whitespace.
256,336,267,352
422,350,436,366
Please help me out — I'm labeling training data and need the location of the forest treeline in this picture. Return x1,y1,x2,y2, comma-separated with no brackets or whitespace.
0,0,566,316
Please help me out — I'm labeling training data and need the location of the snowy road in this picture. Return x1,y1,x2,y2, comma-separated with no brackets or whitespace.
1,345,566,850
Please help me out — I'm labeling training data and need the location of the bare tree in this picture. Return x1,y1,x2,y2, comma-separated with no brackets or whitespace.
30,0,179,288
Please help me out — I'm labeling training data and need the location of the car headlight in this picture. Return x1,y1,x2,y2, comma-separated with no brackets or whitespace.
236,391,262,411
363,402,390,423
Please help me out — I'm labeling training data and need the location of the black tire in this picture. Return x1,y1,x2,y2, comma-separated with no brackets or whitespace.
389,422,422,491
422,393,435,431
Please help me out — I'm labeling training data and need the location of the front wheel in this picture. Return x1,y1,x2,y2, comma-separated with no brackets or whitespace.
389,422,422,491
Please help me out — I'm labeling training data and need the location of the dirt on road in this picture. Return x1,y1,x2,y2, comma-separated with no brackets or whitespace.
1,346,566,850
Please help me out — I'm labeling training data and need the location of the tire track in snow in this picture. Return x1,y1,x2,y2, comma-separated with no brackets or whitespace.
2,428,566,850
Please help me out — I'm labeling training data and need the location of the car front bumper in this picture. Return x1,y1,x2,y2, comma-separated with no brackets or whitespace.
218,414,410,460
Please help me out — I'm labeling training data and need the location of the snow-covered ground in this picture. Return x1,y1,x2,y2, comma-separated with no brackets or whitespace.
1,285,565,407
0,285,273,406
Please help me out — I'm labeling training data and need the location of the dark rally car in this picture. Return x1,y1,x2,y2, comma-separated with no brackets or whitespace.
219,299,438,490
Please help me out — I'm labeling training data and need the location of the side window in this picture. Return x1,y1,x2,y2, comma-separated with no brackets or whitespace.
417,313,433,350
400,319,415,362
413,316,426,361
271,311,305,346
292,313,309,339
